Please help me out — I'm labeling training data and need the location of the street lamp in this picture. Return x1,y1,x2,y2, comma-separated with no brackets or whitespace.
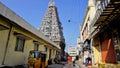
68,19,81,34
68,19,83,57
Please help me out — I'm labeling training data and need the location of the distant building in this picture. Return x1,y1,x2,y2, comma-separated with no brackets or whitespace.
39,0,65,58
68,46,77,61
76,37,83,56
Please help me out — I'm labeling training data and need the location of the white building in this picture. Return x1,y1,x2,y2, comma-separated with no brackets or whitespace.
76,37,84,55
68,46,77,61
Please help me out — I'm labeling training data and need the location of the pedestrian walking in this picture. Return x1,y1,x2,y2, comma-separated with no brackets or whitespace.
85,56,91,67
85,57,88,66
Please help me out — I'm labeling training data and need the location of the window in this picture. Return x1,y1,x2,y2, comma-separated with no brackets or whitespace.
34,43,39,51
15,37,25,52
29,52,40,58
93,0,97,6
45,47,47,52
45,35,49,37
87,17,90,21
34,52,40,58
49,49,51,59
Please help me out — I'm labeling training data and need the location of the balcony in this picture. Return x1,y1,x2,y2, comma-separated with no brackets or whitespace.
89,0,120,38
90,0,120,27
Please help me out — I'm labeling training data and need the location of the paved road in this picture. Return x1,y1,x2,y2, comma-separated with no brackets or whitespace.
47,61,87,68
47,64,64,68
63,62,79,68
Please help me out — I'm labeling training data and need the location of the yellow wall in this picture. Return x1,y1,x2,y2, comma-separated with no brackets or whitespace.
98,63,120,68
38,44,45,51
3,26,34,66
0,30,9,65
0,19,10,29
0,19,11,65
93,46,101,64
46,47,50,61
3,26,48,66
0,16,60,66
23,40,34,64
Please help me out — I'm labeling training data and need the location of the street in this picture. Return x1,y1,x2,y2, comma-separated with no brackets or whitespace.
47,61,87,68
47,64,64,68
63,62,79,68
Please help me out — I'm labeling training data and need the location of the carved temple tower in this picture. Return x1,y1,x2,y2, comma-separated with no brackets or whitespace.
39,0,65,58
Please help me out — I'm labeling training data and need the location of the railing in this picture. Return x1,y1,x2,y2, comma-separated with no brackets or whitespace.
89,0,110,34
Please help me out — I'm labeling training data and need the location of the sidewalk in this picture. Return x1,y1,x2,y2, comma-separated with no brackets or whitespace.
75,61,87,68
76,60,98,68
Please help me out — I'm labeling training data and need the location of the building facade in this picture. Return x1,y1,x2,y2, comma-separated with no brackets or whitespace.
68,46,77,61
76,37,83,58
80,0,95,64
0,2,60,67
39,0,65,58
90,0,120,67
81,0,120,67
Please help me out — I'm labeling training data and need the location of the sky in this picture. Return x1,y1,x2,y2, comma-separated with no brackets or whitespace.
0,0,88,51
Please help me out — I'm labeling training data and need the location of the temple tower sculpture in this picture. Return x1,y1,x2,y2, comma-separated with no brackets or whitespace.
39,0,65,59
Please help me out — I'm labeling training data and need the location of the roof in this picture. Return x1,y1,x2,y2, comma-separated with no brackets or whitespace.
0,2,60,49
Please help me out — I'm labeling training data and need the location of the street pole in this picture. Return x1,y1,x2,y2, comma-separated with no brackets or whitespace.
68,19,81,37
68,19,82,59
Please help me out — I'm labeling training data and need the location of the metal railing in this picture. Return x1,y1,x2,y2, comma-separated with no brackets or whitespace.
89,0,110,34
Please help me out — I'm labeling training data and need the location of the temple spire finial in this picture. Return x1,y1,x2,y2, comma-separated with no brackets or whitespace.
49,0,55,6
51,0,54,2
